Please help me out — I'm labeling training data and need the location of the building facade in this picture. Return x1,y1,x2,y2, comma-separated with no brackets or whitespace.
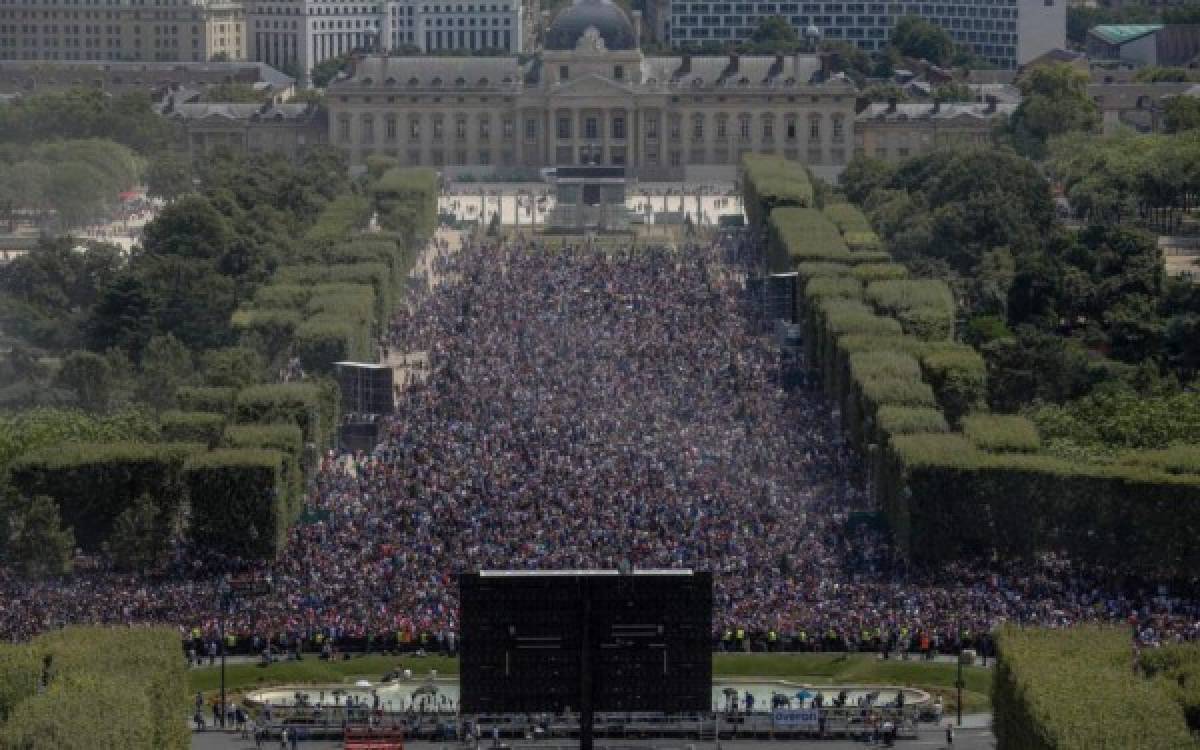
246,0,524,81
245,0,383,76
854,98,1013,162
667,0,1065,69
165,99,327,159
205,0,246,60
327,0,857,181
0,0,244,62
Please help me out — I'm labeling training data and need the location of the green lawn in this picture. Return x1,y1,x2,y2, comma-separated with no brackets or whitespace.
191,652,991,713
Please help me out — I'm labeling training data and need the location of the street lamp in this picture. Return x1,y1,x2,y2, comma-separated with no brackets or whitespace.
956,624,964,728
216,576,234,729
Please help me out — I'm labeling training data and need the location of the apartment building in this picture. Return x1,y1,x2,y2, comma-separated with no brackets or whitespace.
0,0,245,62
667,0,1065,69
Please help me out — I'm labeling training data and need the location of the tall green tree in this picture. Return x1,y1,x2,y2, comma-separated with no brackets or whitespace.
86,275,159,357
136,334,193,411
54,351,119,413
1008,64,1099,158
1,494,74,578
889,16,954,66
1165,96,1200,134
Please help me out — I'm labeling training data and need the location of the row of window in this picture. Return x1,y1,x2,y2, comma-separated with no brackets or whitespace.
343,144,848,168
335,111,847,145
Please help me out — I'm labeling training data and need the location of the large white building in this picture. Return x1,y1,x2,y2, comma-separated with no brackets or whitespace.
246,0,525,78
327,0,858,181
664,0,1065,69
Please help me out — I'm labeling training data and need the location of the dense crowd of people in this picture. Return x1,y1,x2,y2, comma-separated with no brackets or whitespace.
1,234,1199,655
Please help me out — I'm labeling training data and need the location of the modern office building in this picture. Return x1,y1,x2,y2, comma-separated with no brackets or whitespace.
245,0,525,79
0,0,245,62
327,0,858,181
666,0,1066,69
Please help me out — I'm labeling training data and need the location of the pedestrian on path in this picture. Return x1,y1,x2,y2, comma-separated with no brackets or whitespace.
945,722,954,746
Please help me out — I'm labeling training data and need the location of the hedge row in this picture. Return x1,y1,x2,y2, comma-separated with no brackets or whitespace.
223,423,305,504
1,626,189,749
993,626,1194,750
371,167,438,242
159,410,226,448
742,154,813,233
881,433,1200,567
8,442,197,553
185,449,291,558
234,381,338,456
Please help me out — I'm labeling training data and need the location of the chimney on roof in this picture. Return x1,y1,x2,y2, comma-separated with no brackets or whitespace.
932,98,941,114
678,53,692,76
985,94,997,114
722,51,739,80
632,9,642,45
886,97,898,114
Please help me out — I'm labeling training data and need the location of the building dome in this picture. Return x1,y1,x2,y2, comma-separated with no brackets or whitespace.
544,0,637,51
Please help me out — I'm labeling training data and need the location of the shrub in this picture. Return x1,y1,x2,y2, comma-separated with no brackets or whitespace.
294,317,370,375
277,263,391,325
159,411,225,447
875,406,950,438
31,625,189,750
185,449,290,558
253,283,312,310
223,423,306,498
176,385,236,415
371,167,438,240
768,207,851,270
0,644,40,722
742,154,813,231
794,262,852,281
235,381,338,450
302,193,371,248
1122,445,1200,475
805,276,862,302
962,414,1041,453
865,279,956,341
993,626,1194,750
8,442,196,553
919,346,987,424
851,263,909,283
823,202,872,234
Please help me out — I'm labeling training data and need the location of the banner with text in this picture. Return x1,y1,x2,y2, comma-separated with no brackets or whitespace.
772,708,820,730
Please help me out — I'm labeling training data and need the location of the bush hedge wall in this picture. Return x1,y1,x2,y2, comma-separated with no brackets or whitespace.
223,423,306,500
185,449,291,558
993,626,1194,750
742,154,813,232
235,381,338,452
8,442,197,552
0,644,39,723
175,386,235,415
7,626,191,750
371,167,438,241
919,346,987,425
962,414,1041,453
159,411,225,448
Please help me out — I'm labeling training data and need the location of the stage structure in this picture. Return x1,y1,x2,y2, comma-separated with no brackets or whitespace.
335,361,394,452
459,570,712,750
544,166,634,232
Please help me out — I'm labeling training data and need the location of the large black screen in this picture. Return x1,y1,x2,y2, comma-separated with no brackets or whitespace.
459,571,712,713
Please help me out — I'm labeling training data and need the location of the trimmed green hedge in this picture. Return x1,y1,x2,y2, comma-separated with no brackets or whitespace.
277,263,390,326
768,207,851,271
851,263,909,283
8,442,197,552
8,626,191,750
185,449,291,558
865,279,956,341
919,346,987,424
823,202,872,234
805,276,862,302
302,193,372,249
295,317,371,375
223,423,306,499
159,411,225,448
742,154,813,232
235,381,338,451
254,283,313,310
175,386,235,415
882,434,1200,568
962,414,1041,453
993,626,1195,750
875,405,950,438
371,167,438,241
0,644,39,722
